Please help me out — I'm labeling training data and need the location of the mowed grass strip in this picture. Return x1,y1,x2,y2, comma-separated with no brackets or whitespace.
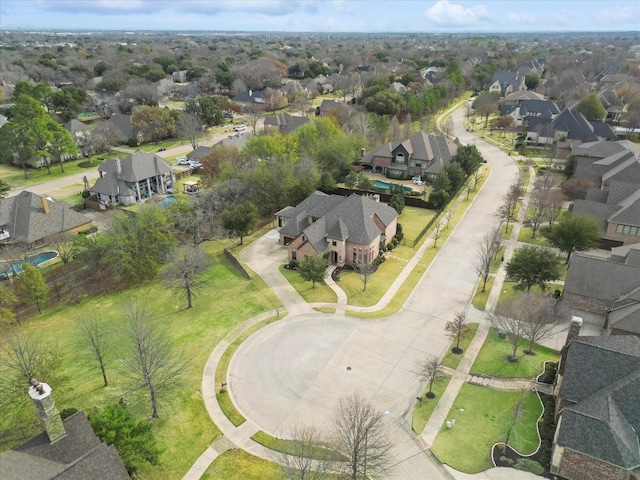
1,239,281,480
412,373,452,434
201,449,284,480
440,323,479,370
430,384,542,473
470,328,559,379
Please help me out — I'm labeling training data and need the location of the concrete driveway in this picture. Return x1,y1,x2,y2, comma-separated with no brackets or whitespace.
230,106,521,479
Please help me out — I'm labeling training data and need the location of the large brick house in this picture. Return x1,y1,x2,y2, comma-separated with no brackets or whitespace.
276,191,398,267
359,131,457,181
551,335,640,480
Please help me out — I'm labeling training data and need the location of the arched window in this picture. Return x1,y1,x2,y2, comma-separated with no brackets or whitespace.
395,152,405,164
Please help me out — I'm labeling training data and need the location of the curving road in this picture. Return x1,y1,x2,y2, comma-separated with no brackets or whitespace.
231,106,520,479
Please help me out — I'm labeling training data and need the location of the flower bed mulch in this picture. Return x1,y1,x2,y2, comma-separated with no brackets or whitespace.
492,443,552,478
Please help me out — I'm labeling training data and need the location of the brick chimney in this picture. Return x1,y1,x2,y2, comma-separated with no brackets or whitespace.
29,378,66,443
41,195,49,214
565,316,583,347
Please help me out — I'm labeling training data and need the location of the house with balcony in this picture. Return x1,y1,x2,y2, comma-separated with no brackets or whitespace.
89,151,173,206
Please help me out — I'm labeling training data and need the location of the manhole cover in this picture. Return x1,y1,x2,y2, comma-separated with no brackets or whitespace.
346,366,352,370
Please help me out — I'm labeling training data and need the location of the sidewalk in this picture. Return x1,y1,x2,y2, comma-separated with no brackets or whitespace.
420,164,537,449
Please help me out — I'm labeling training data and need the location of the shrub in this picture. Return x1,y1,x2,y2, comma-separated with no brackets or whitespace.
81,190,90,199
127,137,138,147
386,243,395,251
515,458,544,475
59,407,78,420
499,455,515,466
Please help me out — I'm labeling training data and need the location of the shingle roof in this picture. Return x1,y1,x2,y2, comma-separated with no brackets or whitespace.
263,113,310,133
278,192,398,252
564,253,640,303
552,109,599,142
0,411,129,480
97,152,171,183
556,336,640,469
0,191,92,245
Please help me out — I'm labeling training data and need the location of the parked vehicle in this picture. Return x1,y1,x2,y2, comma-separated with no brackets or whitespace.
223,112,234,119
176,157,189,165
234,124,246,132
188,161,202,169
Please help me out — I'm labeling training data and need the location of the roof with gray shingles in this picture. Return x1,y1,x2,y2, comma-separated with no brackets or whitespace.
64,119,90,133
97,152,171,183
277,191,398,252
0,191,92,245
264,113,310,133
608,302,640,334
0,411,129,480
571,199,618,233
564,253,640,303
556,336,640,470
360,131,456,172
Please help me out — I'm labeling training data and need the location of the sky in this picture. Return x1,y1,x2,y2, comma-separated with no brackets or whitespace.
1,0,639,33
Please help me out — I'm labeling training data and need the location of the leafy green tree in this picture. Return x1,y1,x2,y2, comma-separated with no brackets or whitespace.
51,86,87,121
546,213,600,263
0,286,17,327
389,194,405,214
363,91,406,116
298,254,328,288
445,57,464,90
506,245,560,292
13,264,49,314
89,403,162,475
358,175,373,191
432,170,451,193
575,93,606,121
427,189,450,210
48,122,78,173
524,73,540,91
12,81,52,107
345,171,358,189
93,60,108,76
0,179,10,198
132,105,175,144
185,96,223,127
104,205,176,285
443,162,466,193
220,201,258,245
452,144,484,176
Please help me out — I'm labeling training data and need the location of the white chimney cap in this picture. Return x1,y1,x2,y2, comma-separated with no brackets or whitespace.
571,316,583,325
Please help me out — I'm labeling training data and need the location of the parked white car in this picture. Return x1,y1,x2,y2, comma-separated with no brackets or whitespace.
188,161,202,169
234,124,246,132
176,157,189,165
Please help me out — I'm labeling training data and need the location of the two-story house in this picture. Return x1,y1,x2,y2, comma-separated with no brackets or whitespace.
359,131,457,181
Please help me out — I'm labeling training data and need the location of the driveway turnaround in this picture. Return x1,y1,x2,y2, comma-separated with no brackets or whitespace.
227,106,521,479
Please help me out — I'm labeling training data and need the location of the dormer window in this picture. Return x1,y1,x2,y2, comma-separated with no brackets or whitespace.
395,153,405,164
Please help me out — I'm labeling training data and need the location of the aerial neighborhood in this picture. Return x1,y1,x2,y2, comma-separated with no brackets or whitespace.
1,13,640,480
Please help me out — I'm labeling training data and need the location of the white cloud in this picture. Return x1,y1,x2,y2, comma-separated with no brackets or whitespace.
424,0,488,26
506,12,537,25
596,2,640,27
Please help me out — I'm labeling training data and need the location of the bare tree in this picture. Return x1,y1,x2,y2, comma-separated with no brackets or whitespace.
162,246,210,309
518,293,567,354
176,112,203,150
353,261,377,292
431,222,444,248
0,328,55,383
417,356,441,399
77,315,113,387
120,303,185,418
279,423,336,480
77,121,122,165
51,233,74,264
497,181,520,234
474,226,502,292
444,207,455,229
502,390,527,454
527,173,553,238
545,190,566,227
244,102,264,135
332,393,392,480
472,168,482,190
445,310,468,354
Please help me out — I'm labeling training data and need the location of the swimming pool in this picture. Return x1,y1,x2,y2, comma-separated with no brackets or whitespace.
158,195,177,208
372,180,413,193
0,251,59,276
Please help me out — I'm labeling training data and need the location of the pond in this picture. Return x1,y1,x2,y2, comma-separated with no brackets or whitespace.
0,251,59,276
372,180,413,193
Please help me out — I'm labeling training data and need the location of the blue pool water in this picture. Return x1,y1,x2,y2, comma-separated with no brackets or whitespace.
372,180,413,193
158,195,177,208
0,251,58,276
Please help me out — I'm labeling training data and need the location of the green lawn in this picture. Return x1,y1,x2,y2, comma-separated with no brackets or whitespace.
279,265,337,304
517,226,552,247
399,206,437,246
430,384,542,473
470,328,559,378
1,239,281,480
201,449,284,480
441,323,479,370
472,276,494,311
498,280,565,305
412,373,452,434
0,156,112,188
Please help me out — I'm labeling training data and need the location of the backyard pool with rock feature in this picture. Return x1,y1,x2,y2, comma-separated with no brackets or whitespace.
0,251,59,277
